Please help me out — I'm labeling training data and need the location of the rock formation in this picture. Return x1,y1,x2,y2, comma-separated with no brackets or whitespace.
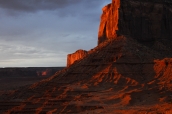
1,37,172,113
119,0,172,43
98,0,120,44
67,49,88,67
36,69,54,77
1,0,172,113
98,0,172,46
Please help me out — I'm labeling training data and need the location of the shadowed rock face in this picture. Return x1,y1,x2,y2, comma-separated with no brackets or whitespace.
98,0,172,45
118,0,172,44
67,49,87,67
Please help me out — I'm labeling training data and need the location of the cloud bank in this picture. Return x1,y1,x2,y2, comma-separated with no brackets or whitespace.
0,0,111,67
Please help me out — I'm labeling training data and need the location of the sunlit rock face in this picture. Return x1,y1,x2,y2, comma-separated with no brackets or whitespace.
67,0,172,66
98,0,172,45
67,49,87,67
98,0,120,44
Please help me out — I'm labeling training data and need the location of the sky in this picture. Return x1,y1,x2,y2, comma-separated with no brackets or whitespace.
0,0,111,67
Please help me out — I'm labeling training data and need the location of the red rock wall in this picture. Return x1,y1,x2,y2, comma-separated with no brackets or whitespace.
68,0,172,67
67,49,87,67
98,0,172,46
98,0,120,44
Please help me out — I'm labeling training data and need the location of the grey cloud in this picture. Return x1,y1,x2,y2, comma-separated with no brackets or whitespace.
0,0,78,12
0,0,105,13
0,0,111,67
0,43,64,61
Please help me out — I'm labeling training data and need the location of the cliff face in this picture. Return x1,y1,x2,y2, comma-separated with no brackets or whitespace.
118,0,172,44
67,49,87,67
68,0,172,66
98,0,172,45
98,0,120,44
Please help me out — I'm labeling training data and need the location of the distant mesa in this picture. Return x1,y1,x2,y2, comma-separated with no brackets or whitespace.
37,69,53,77
0,67,64,78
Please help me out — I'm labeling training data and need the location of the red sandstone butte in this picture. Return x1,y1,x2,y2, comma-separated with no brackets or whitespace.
98,0,120,44
67,49,87,67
